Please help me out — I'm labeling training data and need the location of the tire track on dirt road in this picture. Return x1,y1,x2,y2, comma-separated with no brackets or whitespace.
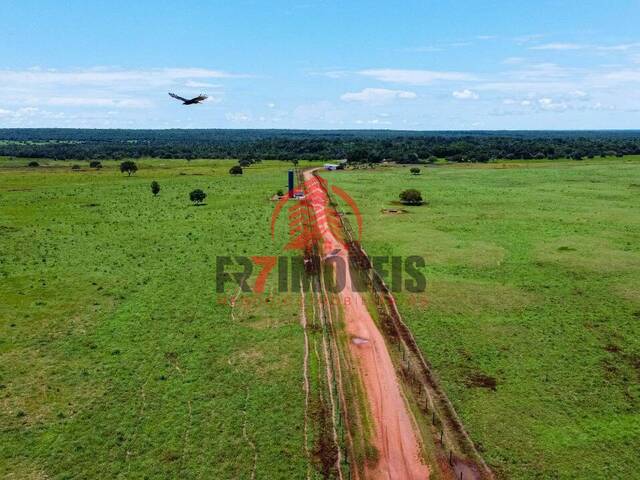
304,169,429,480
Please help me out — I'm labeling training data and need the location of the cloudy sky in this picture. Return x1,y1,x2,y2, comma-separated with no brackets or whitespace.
1,0,640,129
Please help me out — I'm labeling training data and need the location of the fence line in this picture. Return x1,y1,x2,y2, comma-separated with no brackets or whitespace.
314,169,495,480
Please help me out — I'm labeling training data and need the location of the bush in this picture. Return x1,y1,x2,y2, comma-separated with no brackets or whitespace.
71,164,81,170
276,189,284,197
89,161,102,169
399,189,423,205
189,189,206,204
151,181,160,196
28,161,39,167
229,165,243,175
120,160,138,176
410,167,421,175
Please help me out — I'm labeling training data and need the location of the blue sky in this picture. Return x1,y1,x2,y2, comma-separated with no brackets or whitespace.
1,0,640,129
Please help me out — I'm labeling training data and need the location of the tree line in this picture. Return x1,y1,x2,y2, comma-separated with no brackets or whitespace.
1,128,640,163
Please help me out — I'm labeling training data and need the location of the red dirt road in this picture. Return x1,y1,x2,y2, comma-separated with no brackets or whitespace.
305,170,430,480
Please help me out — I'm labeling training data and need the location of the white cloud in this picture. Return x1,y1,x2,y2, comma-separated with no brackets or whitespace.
184,80,223,88
266,102,276,108
503,57,526,65
538,97,567,110
46,97,152,108
354,118,391,125
597,69,640,82
340,88,417,104
0,106,65,121
452,89,479,100
309,70,349,79
596,43,640,51
528,42,640,53
530,43,585,51
358,69,475,85
225,112,251,122
0,67,245,88
568,90,588,98
515,34,545,44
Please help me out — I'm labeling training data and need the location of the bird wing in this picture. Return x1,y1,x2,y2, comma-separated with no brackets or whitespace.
168,92,189,102
191,94,208,103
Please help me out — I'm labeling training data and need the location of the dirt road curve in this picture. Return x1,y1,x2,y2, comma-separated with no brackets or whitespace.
305,170,429,480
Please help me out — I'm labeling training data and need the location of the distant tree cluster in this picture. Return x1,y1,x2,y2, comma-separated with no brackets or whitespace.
1,128,639,163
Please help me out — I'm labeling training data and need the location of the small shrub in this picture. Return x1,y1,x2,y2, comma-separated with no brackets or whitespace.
89,161,102,169
399,189,423,205
151,181,160,197
229,165,243,175
190,189,206,204
410,167,421,175
276,189,284,197
28,161,39,167
71,164,81,170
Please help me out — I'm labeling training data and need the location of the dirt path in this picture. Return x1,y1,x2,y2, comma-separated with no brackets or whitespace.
304,170,429,480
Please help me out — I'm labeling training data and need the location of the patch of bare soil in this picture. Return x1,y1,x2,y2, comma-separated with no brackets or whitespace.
381,208,408,215
464,372,497,391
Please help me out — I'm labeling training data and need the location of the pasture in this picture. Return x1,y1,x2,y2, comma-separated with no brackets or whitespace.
325,157,640,479
0,159,315,479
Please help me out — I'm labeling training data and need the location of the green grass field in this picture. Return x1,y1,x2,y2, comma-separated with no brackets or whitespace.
3,157,640,479
324,158,640,479
0,159,319,479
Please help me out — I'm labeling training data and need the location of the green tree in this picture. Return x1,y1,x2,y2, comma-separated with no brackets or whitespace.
410,167,421,175
89,160,102,169
28,161,39,167
190,189,206,205
399,189,423,205
151,181,160,197
229,165,243,175
120,160,138,176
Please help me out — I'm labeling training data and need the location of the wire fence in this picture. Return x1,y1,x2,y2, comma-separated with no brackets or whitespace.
314,169,495,480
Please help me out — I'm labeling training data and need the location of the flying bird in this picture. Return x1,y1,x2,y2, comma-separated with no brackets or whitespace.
168,92,208,105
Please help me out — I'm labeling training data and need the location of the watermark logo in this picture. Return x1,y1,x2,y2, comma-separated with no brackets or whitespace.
270,174,362,252
216,172,426,297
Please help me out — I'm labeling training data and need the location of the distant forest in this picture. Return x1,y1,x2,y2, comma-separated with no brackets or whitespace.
1,128,640,163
